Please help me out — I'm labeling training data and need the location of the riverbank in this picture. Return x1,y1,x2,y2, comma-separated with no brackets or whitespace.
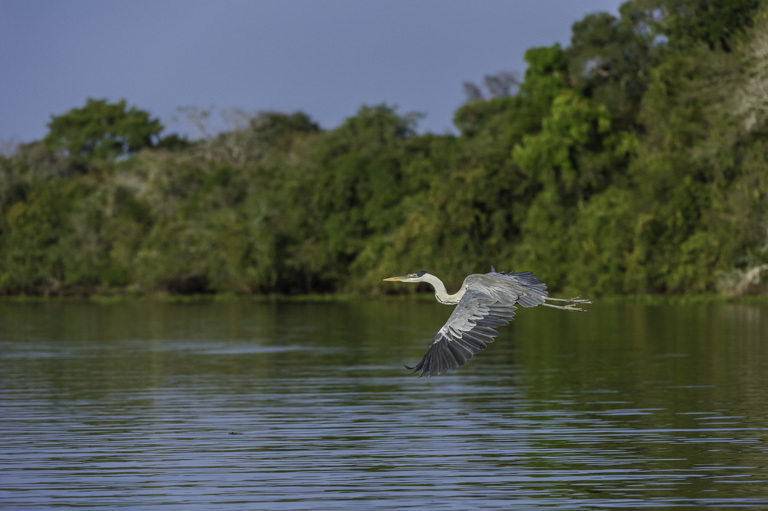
2,290,767,305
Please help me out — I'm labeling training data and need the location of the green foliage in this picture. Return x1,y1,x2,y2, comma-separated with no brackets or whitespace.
658,0,759,51
567,9,653,127
43,98,162,163
3,0,768,297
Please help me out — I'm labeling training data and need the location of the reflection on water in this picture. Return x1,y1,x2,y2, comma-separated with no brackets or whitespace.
1,300,767,509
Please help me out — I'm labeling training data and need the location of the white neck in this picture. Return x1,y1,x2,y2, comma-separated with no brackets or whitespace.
421,273,466,305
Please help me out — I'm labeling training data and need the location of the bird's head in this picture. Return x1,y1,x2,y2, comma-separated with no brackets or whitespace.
383,270,431,283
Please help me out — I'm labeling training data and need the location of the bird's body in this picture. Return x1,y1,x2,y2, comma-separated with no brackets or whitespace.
384,268,590,377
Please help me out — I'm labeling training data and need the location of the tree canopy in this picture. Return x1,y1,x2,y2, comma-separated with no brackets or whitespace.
2,0,767,297
43,98,162,163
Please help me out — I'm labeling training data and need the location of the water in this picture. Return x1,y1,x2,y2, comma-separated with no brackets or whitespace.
1,300,767,510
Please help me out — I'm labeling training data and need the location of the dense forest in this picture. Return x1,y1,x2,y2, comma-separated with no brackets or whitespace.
2,0,768,297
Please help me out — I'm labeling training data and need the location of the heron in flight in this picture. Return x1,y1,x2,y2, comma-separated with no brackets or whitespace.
384,268,590,377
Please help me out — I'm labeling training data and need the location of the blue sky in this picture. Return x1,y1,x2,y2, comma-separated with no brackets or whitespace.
1,1,624,145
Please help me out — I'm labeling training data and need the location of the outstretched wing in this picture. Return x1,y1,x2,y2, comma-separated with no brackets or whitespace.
408,288,518,377
408,271,549,377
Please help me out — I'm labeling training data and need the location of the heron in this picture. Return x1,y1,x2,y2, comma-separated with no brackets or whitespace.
383,267,590,377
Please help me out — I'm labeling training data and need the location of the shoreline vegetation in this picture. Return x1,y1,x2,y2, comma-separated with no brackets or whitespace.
2,0,768,300
3,292,768,307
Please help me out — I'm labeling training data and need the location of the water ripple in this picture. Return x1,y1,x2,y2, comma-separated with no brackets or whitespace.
2,301,768,509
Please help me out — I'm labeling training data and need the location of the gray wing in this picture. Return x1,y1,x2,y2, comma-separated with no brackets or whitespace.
408,288,518,377
485,269,548,307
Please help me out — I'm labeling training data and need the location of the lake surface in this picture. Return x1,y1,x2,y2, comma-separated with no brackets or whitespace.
1,300,768,510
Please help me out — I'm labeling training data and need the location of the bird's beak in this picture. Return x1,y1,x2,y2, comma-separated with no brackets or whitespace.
383,275,409,282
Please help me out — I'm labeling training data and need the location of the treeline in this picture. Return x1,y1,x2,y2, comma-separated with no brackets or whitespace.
2,0,768,297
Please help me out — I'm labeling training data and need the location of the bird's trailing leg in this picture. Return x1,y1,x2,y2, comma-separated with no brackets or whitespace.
542,296,591,312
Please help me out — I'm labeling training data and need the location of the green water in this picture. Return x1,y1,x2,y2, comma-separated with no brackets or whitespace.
1,300,767,509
